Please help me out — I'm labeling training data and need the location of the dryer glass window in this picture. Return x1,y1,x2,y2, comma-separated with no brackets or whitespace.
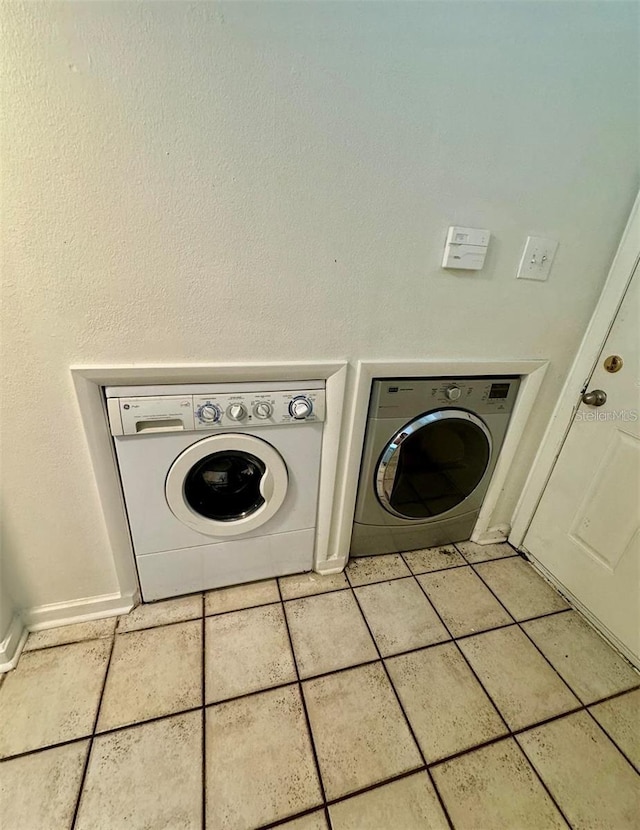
379,417,490,519
184,451,266,522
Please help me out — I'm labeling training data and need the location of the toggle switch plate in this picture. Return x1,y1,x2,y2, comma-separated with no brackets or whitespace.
517,236,558,281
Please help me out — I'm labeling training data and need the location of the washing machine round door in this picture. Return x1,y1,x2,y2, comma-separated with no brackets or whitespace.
165,434,288,537
376,410,492,520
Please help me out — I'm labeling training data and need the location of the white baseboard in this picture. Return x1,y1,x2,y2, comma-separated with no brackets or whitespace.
22,590,138,632
314,561,346,575
0,614,28,673
471,524,511,545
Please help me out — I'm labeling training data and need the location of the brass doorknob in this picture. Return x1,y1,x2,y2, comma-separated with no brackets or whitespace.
581,389,607,407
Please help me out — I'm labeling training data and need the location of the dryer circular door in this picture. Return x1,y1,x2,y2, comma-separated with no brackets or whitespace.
165,433,288,537
376,410,492,520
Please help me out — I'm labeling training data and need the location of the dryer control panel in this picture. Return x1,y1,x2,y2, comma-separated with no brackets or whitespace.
370,377,520,419
107,388,325,436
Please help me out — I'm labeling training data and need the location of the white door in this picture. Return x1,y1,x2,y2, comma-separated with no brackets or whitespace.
524,262,639,661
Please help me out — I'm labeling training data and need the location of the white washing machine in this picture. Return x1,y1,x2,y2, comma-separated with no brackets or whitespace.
106,381,325,600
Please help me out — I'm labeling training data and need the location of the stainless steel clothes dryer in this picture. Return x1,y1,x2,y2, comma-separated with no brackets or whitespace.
350,376,520,556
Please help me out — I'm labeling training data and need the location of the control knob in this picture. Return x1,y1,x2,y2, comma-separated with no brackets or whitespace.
445,386,462,401
197,403,221,423
289,396,313,420
253,402,273,419
227,403,247,421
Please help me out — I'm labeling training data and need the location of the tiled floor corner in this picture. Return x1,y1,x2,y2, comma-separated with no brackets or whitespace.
417,566,513,637
458,625,581,730
116,593,203,633
432,738,567,830
284,589,378,678
454,539,516,564
385,642,508,763
0,740,90,829
354,577,449,656
473,556,570,621
77,710,202,829
205,603,296,703
517,711,640,829
97,619,202,732
302,662,422,799
0,639,111,758
522,610,640,703
204,579,280,616
206,685,322,829
328,771,449,830
345,553,411,586
1,552,638,830
23,617,117,651
402,544,466,574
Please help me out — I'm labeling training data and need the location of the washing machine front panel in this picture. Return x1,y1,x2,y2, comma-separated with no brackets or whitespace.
376,409,492,521
165,433,289,537
113,421,323,555
107,381,325,598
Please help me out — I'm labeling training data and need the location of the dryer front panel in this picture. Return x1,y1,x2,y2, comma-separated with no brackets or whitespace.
375,410,492,520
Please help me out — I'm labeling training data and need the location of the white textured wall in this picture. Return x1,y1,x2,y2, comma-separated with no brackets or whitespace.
2,2,638,611
0,561,16,648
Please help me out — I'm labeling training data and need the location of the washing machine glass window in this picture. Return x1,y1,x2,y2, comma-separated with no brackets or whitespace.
376,410,492,520
184,450,267,521
165,433,289,538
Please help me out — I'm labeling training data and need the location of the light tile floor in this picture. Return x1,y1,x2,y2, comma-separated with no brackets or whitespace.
1,541,639,830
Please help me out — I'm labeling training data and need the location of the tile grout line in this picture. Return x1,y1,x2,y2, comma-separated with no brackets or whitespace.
4,593,639,766
276,581,329,817
5,562,639,826
444,558,589,825
16,558,552,655
471,559,640,750
4,588,637,753
21,629,117,654
581,705,640,776
407,568,513,734
346,579,456,830
343,550,507,588
255,767,440,830
451,562,582,705
452,539,522,563
70,629,117,830
468,558,640,789
401,566,554,802
3,600,578,657
256,804,331,830
117,613,204,635
408,564,577,828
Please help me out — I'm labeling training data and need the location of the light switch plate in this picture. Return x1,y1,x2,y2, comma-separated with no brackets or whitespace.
516,236,558,281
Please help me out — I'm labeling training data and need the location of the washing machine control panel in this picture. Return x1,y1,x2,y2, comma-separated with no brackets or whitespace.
192,389,325,430
108,388,325,435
